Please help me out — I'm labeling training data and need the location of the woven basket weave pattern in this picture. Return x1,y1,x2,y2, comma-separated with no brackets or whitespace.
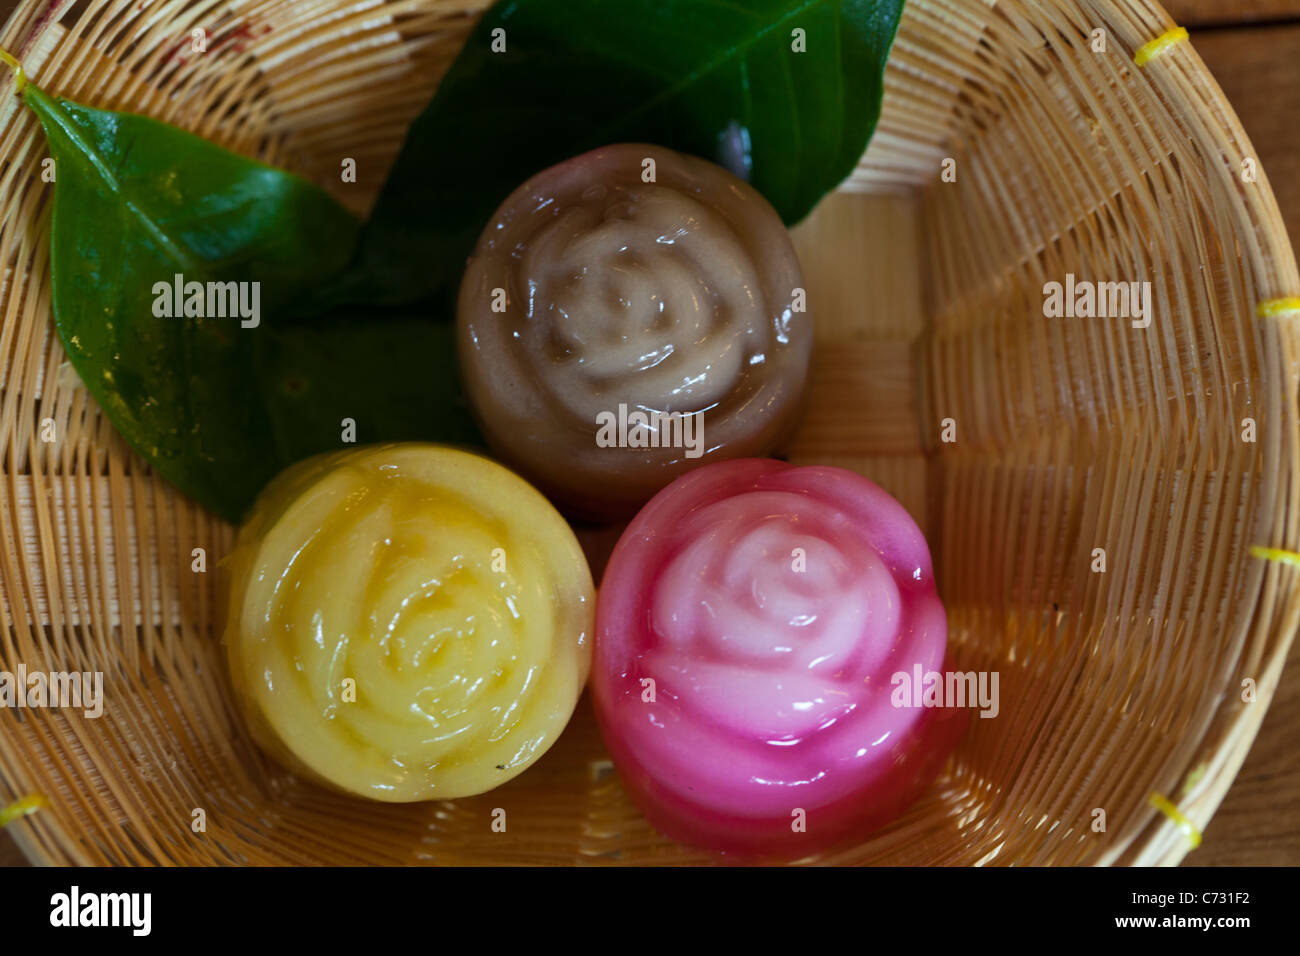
0,0,1296,865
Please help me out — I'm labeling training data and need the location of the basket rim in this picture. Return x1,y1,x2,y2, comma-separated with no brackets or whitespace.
1087,1,1300,867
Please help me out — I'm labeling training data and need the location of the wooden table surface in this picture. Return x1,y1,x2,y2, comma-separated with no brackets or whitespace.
2,0,1298,867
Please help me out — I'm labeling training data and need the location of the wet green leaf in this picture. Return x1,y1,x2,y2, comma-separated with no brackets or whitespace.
337,0,906,309
24,84,480,522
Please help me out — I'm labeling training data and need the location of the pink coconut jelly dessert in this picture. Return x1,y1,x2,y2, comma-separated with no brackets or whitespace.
592,458,966,857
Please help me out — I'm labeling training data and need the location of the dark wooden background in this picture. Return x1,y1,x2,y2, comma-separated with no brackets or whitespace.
1,0,1297,866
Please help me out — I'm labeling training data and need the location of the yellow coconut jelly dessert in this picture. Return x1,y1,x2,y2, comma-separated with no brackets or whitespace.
222,444,594,801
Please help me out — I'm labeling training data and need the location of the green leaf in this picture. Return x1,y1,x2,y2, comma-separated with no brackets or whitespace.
258,315,483,465
336,0,905,309
23,84,480,523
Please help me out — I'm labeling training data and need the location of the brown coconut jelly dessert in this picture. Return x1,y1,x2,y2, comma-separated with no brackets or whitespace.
457,143,812,521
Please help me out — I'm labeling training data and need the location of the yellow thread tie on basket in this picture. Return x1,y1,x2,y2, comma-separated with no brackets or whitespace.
1181,762,1208,798
0,47,27,95
0,793,46,827
1134,27,1189,67
1148,792,1201,850
1255,297,1300,320
1249,544,1300,567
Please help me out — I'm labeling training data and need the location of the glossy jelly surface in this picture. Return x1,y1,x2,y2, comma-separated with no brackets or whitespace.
458,144,812,520
222,444,594,802
592,458,964,856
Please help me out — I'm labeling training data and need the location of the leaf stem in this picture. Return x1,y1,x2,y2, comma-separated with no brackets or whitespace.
0,47,27,95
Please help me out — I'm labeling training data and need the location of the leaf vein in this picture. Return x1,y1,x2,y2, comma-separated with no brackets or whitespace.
30,92,200,273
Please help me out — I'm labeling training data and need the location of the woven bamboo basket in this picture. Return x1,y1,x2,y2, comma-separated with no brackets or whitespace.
0,0,1297,867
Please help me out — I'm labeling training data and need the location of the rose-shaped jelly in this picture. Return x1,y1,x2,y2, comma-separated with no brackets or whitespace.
222,444,594,802
458,144,812,521
593,459,964,856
